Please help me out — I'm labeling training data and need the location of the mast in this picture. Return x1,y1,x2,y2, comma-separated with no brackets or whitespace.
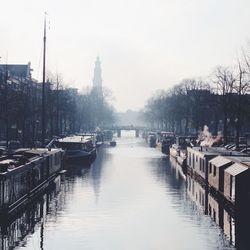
42,14,47,146
5,60,9,148
56,75,59,136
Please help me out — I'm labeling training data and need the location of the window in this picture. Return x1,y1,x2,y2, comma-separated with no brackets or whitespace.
209,163,212,174
231,176,235,201
213,209,216,221
213,165,216,177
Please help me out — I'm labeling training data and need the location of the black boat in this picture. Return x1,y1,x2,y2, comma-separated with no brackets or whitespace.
110,140,117,146
158,131,175,154
54,135,96,163
0,148,64,215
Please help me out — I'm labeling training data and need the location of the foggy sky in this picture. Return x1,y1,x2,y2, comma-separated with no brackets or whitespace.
1,0,250,111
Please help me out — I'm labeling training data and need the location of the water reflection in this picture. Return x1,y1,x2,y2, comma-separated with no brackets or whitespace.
0,176,62,250
185,160,250,249
2,132,246,250
90,146,110,201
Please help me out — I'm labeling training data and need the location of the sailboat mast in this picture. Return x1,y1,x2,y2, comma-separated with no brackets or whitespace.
42,15,46,146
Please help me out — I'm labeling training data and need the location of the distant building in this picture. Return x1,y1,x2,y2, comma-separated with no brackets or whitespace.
92,56,102,93
0,62,32,79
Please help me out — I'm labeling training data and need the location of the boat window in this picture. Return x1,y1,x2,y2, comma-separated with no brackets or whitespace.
231,176,235,202
213,165,216,177
213,209,216,221
209,163,212,174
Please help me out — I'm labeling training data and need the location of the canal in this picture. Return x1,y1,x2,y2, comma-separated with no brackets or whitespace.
5,131,236,249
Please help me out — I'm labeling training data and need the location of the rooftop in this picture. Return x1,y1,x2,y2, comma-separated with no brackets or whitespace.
188,146,247,157
58,135,93,144
225,163,248,176
209,156,232,168
222,156,250,168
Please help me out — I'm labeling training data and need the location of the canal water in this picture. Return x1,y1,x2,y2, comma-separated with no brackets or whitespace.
3,131,237,250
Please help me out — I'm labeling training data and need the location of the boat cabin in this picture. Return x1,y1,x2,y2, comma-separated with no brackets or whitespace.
187,147,245,182
56,136,95,151
208,156,233,192
0,148,63,213
209,155,250,194
224,163,249,205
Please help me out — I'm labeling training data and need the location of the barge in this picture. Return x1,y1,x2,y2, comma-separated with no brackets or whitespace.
54,135,96,163
0,148,64,215
158,131,175,154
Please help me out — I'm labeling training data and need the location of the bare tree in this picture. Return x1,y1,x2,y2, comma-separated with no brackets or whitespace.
213,66,236,144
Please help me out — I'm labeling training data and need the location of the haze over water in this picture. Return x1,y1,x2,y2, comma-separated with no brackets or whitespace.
12,131,234,250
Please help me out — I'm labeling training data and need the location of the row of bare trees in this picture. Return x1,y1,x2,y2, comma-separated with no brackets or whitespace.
0,72,114,147
144,51,250,148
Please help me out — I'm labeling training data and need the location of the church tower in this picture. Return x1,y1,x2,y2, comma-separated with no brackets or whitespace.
93,56,102,91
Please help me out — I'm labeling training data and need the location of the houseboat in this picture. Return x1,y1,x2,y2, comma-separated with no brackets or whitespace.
103,130,113,141
208,156,233,194
147,132,157,147
170,136,196,167
208,155,250,205
54,135,96,163
158,131,175,154
0,148,63,215
169,144,180,158
110,140,117,147
189,169,250,248
224,163,249,206
187,146,245,184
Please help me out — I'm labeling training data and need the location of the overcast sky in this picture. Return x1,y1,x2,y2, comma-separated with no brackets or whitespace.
1,0,250,111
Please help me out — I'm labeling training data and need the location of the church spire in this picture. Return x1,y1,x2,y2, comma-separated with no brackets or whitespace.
93,56,102,90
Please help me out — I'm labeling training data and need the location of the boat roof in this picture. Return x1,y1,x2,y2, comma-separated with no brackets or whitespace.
15,147,62,155
24,148,62,156
225,163,248,176
188,147,247,157
160,131,175,135
209,156,232,168
221,156,250,167
58,135,93,144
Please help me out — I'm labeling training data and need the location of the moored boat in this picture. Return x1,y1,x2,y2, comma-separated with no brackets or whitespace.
110,140,117,146
170,136,195,168
169,144,180,158
54,135,96,163
147,132,157,147
0,148,64,215
158,131,175,154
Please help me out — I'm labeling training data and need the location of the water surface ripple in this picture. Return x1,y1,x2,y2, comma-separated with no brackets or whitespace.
16,131,234,250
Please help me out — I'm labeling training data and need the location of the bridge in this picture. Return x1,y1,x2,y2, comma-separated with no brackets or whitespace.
102,125,150,138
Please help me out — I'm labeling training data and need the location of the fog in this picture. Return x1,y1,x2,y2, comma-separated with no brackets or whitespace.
1,0,250,111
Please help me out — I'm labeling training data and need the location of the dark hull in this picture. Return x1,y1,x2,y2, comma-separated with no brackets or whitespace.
161,143,171,154
65,148,96,164
110,141,116,146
